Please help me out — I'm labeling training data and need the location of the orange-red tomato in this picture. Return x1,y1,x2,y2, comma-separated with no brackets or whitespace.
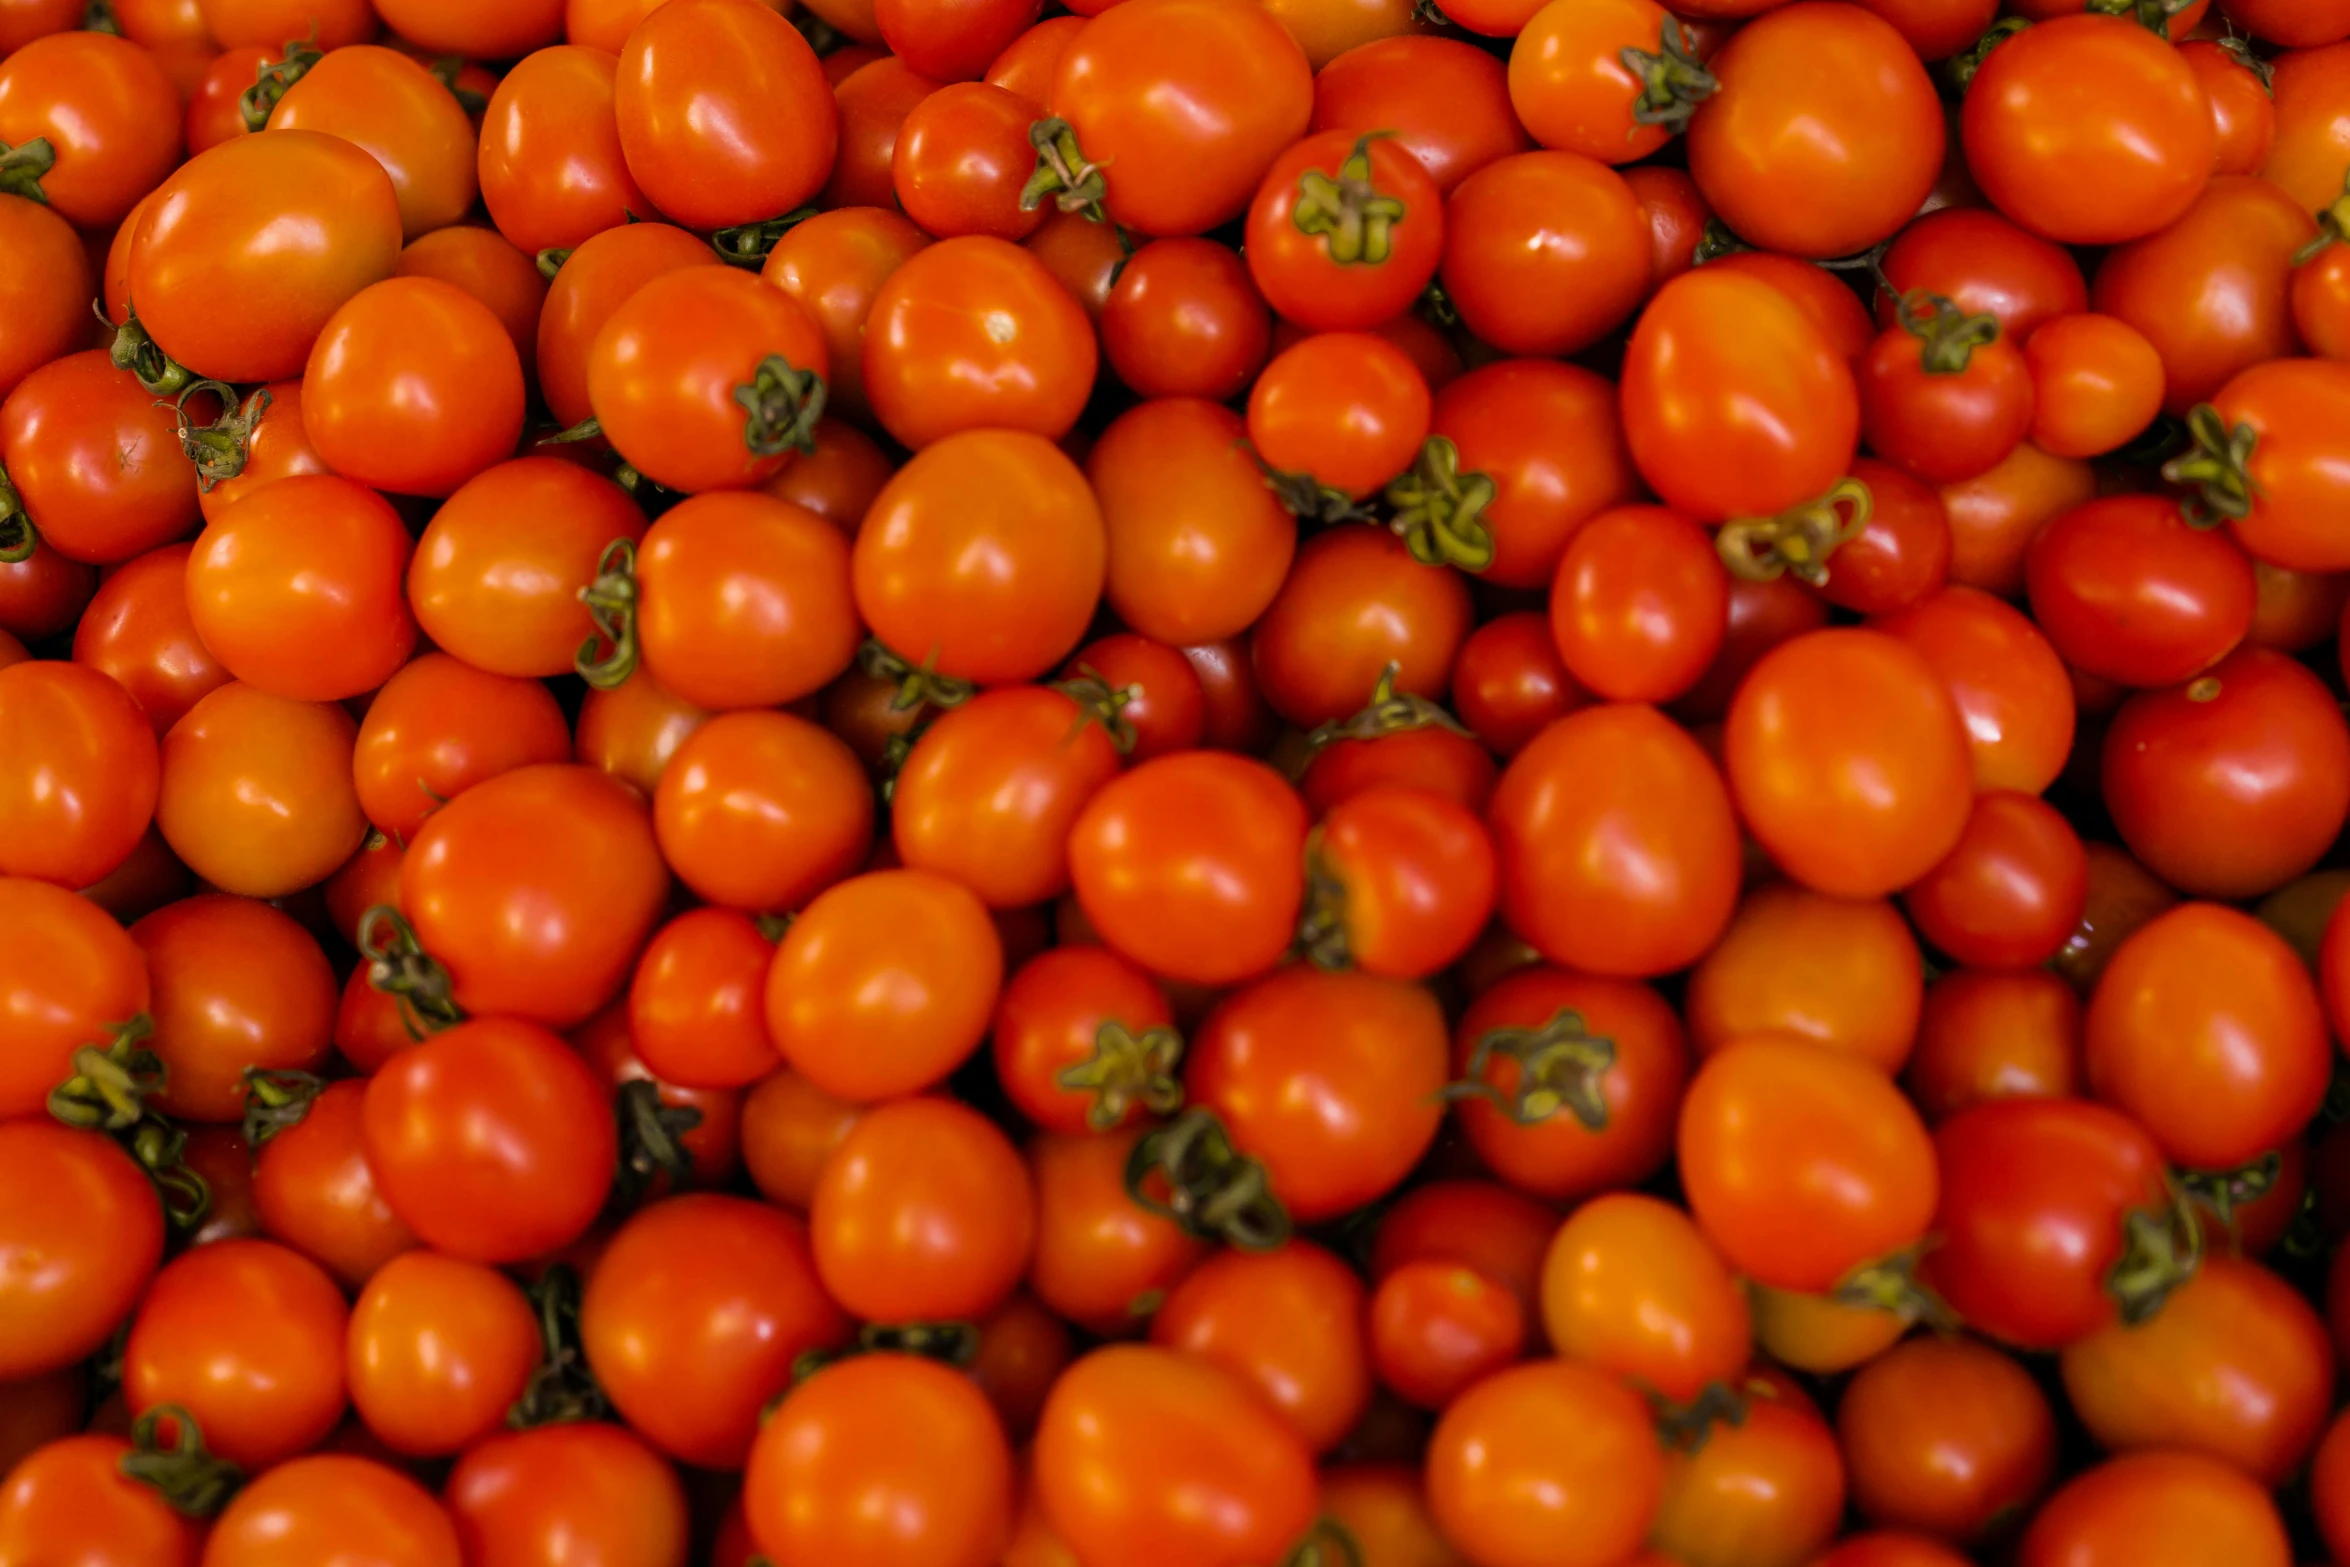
265,44,476,241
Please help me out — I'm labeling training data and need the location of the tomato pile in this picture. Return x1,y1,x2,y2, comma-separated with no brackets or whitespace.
9,0,2350,1562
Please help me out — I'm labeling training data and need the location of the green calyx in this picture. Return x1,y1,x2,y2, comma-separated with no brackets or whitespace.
126,1118,213,1234
1301,662,1474,756
712,208,815,269
1291,134,1408,267
1020,117,1108,222
2180,1151,2284,1240
0,136,54,205
1053,665,1140,755
162,382,271,493
238,38,324,132
1946,17,2030,91
1832,1246,1958,1333
1716,477,1875,587
610,1078,703,1215
1652,1379,1752,1456
2295,170,2350,265
536,246,572,279
793,1321,981,1386
857,638,976,714
105,304,194,399
2217,34,2274,92
1440,1007,1617,1128
239,1067,325,1149
2161,404,2261,529
1894,289,2000,375
573,536,641,690
1619,16,1718,133
2085,0,2194,34
1124,1107,1291,1252
0,464,32,565
356,905,465,1039
1256,459,1373,527
2107,1182,2204,1326
1295,838,1352,972
48,1016,164,1134
83,0,120,33
1056,1019,1185,1132
1384,436,1496,572
1691,219,1750,266
120,1406,243,1519
736,354,826,460
1282,1519,1365,1567
507,1264,610,1429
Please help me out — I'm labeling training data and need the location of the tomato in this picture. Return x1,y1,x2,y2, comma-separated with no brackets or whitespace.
1687,883,1921,1074
1062,634,1205,764
2318,1408,2350,1566
1186,966,1445,1224
2175,39,2274,177
185,474,417,701
391,227,549,377
1507,0,1705,166
1368,1258,1525,1411
1047,0,1311,237
1925,1097,2185,1349
1839,1335,2056,1543
1626,165,1708,286
1312,36,1526,195
1069,751,1306,986
618,912,780,1099
969,1291,1072,1439
124,1238,347,1470
575,666,707,802
249,1077,416,1288
1651,1373,1844,1567
129,130,404,383
990,946,1175,1135
1860,292,2034,486
186,379,329,526
586,266,830,495
1037,1345,1315,1567
477,45,648,256
1151,1241,1369,1451
1548,506,1726,704
2019,1452,2289,1567
0,195,88,404
2253,563,2350,656
824,57,943,210
1242,130,1443,334
1426,1359,1661,1567
408,457,647,680
0,32,180,229
0,661,154,889
0,1432,204,1567
987,15,1085,103
1961,16,2214,246
1810,461,1950,617
1026,1126,1209,1331
1878,208,2087,347
444,1423,685,1567
1451,611,1583,758
536,221,722,429
750,1354,1012,1567
0,0,75,52
361,1016,617,1264
377,0,559,56
2055,842,2180,1000
2024,495,2253,687
614,0,836,230
203,1454,461,1567
352,654,570,846
1306,785,1493,978
877,0,1037,78
1688,4,1940,258
1,350,201,566
765,416,893,529
264,45,474,243
862,234,1098,450
1938,442,2093,598
1100,239,1271,401
1623,268,1859,521
157,684,368,899
1436,152,1648,362
128,893,331,1125
1537,1192,1747,1405
2188,359,2350,572
1370,1182,1555,1340
1451,967,1688,1202
1248,336,1428,511
1489,703,1739,975
0,1121,161,1379
657,713,867,923
856,430,1105,685
2021,313,2164,458
766,868,1002,1101
1902,792,2086,970
1091,410,1295,651
347,1251,539,1457
888,82,1039,243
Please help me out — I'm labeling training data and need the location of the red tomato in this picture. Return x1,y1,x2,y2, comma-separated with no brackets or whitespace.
2019,1452,2288,1567
1840,1335,2056,1542
447,1424,688,1567
156,683,367,899
478,45,649,255
1452,611,1584,758
1247,331,1430,505
893,82,1043,242
1859,292,2035,486
71,549,225,735
1025,1124,1209,1331
1245,129,1442,333
536,221,723,429
1651,1370,1846,1567
1312,36,1528,194
1100,239,1272,402
2024,494,2253,688
628,910,786,1094
1903,791,2087,970
1306,785,1495,979
251,1077,417,1289
392,227,550,378
0,1433,204,1567
1507,0,1708,165
862,233,1097,449
181,378,329,527
264,45,475,242
1154,1241,1370,1450
1539,1192,1747,1403
1439,150,1649,358
824,57,943,210
0,349,201,566
347,1251,540,1457
352,654,571,845
1426,1360,1662,1567
133,892,333,1122
878,0,1038,79
0,1120,162,1378
1430,359,1638,590
0,194,89,404
1369,1259,1525,1410
1686,882,1922,1074
1549,506,1727,704
2194,358,2350,573
991,945,1176,1134
203,1455,461,1567
0,32,181,229
1877,206,2088,348
2023,313,2165,458
0,661,155,889
812,1095,1035,1322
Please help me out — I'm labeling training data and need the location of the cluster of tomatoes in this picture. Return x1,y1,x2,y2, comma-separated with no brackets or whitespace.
8,0,2350,1560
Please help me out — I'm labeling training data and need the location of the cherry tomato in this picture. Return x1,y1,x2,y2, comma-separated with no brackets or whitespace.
1026,1125,1209,1331
0,193,89,403
1439,150,1648,358
811,1095,1034,1323
1062,633,1206,763
1100,238,1272,402
203,1454,461,1567
352,654,570,845
1312,35,1528,193
0,31,181,229
1903,791,2087,970
0,1120,162,1379
0,349,201,566
1426,1359,1662,1567
1650,1372,1845,1567
1938,441,2094,598
1549,506,1727,704
1245,129,1443,332
1860,293,2035,486
2199,358,2350,573
1686,883,1921,1074
1152,1240,1370,1451
474,44,648,258
347,1251,540,1457
2022,313,2164,458
536,221,723,429
1878,207,2087,348
824,56,943,210
0,1433,203,1567
2019,1452,2289,1567
130,892,332,1124
181,379,330,527
1307,785,1494,979
1812,460,1951,617
1452,611,1583,758
892,81,1043,242
156,683,368,899
251,1077,417,1288
1839,1335,2056,1543
265,44,474,242
991,945,1174,1135
1539,1192,1748,1404
0,661,155,889
1369,1259,1525,1411
446,1423,686,1567
1507,0,1704,165
877,0,1037,78
391,227,549,377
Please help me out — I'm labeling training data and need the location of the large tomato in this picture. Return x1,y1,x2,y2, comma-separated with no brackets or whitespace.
265,45,477,241
479,45,650,255
0,349,201,566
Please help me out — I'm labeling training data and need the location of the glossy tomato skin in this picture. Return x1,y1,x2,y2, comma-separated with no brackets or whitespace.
129,130,405,383
361,1017,619,1264
479,45,650,255
1253,528,1468,729
1903,792,2087,970
265,45,476,242
990,946,1172,1135
378,0,561,53
0,349,201,566
0,195,89,404
1507,0,1685,164
1688,3,1943,258
654,714,868,921
1961,16,2214,245
190,378,330,526
1539,1192,1749,1403
1622,268,1860,521
1026,1125,1209,1332
72,547,228,736
203,1455,462,1567
2102,646,2350,900
614,0,837,230
824,56,944,210
1452,611,1583,757
1426,1359,1663,1567
536,221,723,430
353,654,572,845
893,82,1044,241
0,31,180,229
2208,359,2350,573
156,683,368,899
632,492,860,712
251,1079,418,1290
812,1096,1035,1323
347,1251,540,1457
1245,129,1443,332
132,892,334,1123
2024,495,2254,688
1050,0,1313,237
301,276,525,498
2018,1451,2290,1567
1650,1368,1845,1567
0,1121,163,1379
447,1423,689,1567
1432,358,1638,590
0,1433,204,1567
2022,313,2164,459
1840,1336,2056,1544
1859,314,2034,487
879,0,1038,79
0,661,156,890
1550,506,1727,703
1035,1345,1316,1567
1312,36,1527,194
1101,238,1272,401
1878,207,2087,346
1312,785,1494,978
1686,882,1922,1073
1489,703,1741,976
1925,1097,2175,1350
862,234,1097,450
1439,150,1647,358
1154,1241,1369,1450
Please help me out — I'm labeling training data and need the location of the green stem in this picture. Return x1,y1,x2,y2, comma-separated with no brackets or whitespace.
124,1117,212,1236
1020,117,1108,221
1300,663,1473,756
163,382,271,493
793,1320,981,1384
856,639,975,714
119,1406,242,1519
1946,17,2029,91
47,1017,164,1133
1291,134,1407,266
356,906,465,1039
1894,289,2000,374
609,1078,702,1215
573,537,640,689
711,209,816,269
1294,837,1352,972
425,55,487,117
0,464,32,565
1383,436,1496,572
238,37,323,131
105,305,193,399
238,1067,324,1148
735,354,826,459
2160,404,2261,529
0,137,53,205
1618,16,1717,132
1715,477,1875,587
2107,1182,2204,1326
536,247,572,279
1053,665,1138,755
506,1264,609,1428
1055,1020,1185,1131
1439,1007,1616,1127
1123,1108,1290,1252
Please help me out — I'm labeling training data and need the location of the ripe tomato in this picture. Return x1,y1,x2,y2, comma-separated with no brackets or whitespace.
1727,627,1973,899
1100,239,1272,401
0,194,88,403
352,654,571,845
0,661,155,889
361,1016,618,1264
892,82,1042,242
1539,1192,1748,1403
1490,702,1740,975
572,1000,745,1195
0,32,181,229
1368,1260,1525,1410
2190,359,2350,573
1924,1097,2184,1349
265,45,474,242
1371,1180,1556,1333
378,0,560,57
185,474,418,701
251,1077,417,1288
1903,791,2087,969
1651,1372,1845,1567
1807,460,1949,617
131,893,332,1122
812,1096,1034,1322
1688,3,1942,258
1037,1345,1316,1567
1508,0,1708,165
1428,360,1638,590
2018,1452,2289,1567
877,0,1038,78
1248,336,1429,511
1188,966,1447,1223
0,1121,162,1378
750,1354,1012,1567
1839,1335,2056,1542
2178,39,2275,176
1452,611,1583,757
862,234,1097,449
303,276,520,497
629,913,784,1093
575,666,707,801
446,1423,686,1567
0,1433,204,1567
203,1454,461,1567
478,45,649,254
824,57,944,210
1686,883,1921,1073
347,1251,540,1457
2025,494,2253,686
1245,129,1442,332
766,868,1002,1101
765,415,894,527
855,430,1105,685
390,227,549,379
124,1238,348,1470
1312,36,1527,194
1961,16,2214,245
1860,293,2034,486
581,1193,848,1467
156,683,368,899
1938,442,2094,598
1439,151,1647,359
1878,207,2087,346
1151,1240,1370,1451
1068,751,1306,986
991,946,1176,1135
1026,1125,1209,1331
1307,785,1494,978
1254,529,1470,727
586,266,830,495
1910,969,2081,1122
1622,268,1859,521
1047,0,1312,237
0,349,201,566
536,221,723,429
1426,1360,1662,1567
2022,313,2164,458
614,0,836,230
2103,645,2350,899
1549,506,1726,703
1062,634,1205,763
129,130,404,383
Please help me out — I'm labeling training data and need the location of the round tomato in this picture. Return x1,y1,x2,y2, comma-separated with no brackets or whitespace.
1311,35,1529,193
1539,1192,1748,1404
202,1455,461,1567
1902,791,2087,970
1860,293,2034,486
0,1120,162,1378
893,82,1042,242
0,1433,204,1567
265,45,475,241
1878,206,2086,345
479,45,649,254
2019,1452,2288,1567
0,31,180,229
1440,150,1648,358
1152,1241,1370,1451
132,892,332,1123
2022,312,2165,458
0,660,155,889
447,1423,685,1567
0,349,201,566
1687,882,1921,1073
347,1251,541,1457
352,654,571,844
1840,1335,2057,1542
812,1095,1035,1322
536,220,723,428
1101,239,1271,401
1426,1359,1661,1567
156,683,368,899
